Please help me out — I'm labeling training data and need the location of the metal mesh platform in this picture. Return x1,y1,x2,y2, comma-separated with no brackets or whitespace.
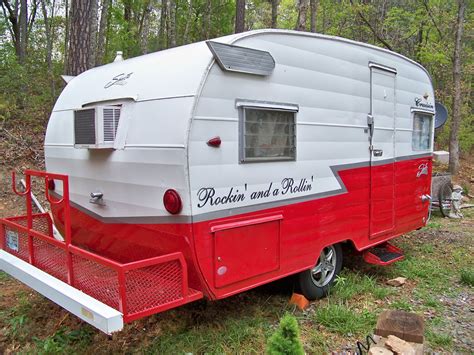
1,213,202,322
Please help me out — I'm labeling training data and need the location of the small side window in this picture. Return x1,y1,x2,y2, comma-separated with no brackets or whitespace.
412,112,433,151
240,107,296,162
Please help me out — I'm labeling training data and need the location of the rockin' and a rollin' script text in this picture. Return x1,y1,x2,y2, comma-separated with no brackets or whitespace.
197,177,313,208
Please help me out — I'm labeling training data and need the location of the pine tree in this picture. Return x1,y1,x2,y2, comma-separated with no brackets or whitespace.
266,313,305,355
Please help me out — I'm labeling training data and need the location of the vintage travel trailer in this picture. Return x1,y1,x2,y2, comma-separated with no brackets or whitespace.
0,29,435,333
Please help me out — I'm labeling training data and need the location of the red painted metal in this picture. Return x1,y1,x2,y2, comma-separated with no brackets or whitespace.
362,242,404,266
1,156,432,322
1,171,203,322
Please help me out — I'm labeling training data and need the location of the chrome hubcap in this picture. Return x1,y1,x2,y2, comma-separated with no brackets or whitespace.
311,245,337,287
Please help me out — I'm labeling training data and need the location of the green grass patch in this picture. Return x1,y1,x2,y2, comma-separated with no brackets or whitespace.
313,303,376,336
390,256,449,291
426,221,442,229
302,327,329,354
33,327,94,354
331,271,391,301
389,299,413,312
426,329,453,348
0,271,10,281
144,315,270,354
460,268,474,286
419,243,435,254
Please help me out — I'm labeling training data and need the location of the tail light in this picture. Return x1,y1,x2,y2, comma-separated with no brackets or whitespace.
163,189,182,214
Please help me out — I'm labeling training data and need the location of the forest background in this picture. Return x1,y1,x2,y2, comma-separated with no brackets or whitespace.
0,0,472,173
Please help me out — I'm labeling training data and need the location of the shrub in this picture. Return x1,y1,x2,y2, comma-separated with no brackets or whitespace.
266,313,304,355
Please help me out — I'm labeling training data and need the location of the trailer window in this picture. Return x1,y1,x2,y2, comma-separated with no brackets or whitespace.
412,112,433,150
241,108,296,162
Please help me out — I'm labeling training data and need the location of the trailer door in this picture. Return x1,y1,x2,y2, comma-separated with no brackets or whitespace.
368,64,396,238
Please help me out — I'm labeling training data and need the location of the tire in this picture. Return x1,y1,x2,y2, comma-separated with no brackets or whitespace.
297,243,343,300
438,182,453,218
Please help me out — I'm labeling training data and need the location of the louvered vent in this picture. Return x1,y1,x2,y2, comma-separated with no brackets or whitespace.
74,109,96,145
206,41,275,76
103,108,120,142
74,105,121,148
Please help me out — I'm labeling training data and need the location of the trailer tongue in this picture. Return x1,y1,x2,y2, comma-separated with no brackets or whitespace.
0,170,203,334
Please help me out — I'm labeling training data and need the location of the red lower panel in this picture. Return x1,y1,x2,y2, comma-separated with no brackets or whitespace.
49,157,431,301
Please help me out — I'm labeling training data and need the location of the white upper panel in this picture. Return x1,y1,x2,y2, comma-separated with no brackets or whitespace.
52,41,214,111
188,30,434,217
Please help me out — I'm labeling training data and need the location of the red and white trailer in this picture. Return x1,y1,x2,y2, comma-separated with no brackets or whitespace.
0,29,435,334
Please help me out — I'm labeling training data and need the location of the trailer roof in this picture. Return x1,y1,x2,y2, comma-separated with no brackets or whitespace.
53,29,430,112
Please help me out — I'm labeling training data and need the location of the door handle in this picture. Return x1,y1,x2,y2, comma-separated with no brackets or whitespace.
373,149,383,157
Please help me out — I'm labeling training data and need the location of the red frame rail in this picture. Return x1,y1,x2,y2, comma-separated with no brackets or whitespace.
0,170,202,322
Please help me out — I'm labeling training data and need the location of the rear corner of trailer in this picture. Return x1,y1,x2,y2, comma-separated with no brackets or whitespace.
1,42,217,332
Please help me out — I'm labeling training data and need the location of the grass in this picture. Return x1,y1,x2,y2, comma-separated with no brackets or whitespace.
144,315,271,354
426,329,453,348
0,209,472,353
33,328,94,354
460,268,474,286
331,271,393,301
0,270,10,281
313,303,376,336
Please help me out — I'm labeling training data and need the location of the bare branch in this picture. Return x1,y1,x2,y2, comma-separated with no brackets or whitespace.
0,1,16,40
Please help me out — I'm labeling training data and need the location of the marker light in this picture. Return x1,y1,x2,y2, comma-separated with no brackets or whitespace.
163,189,182,214
207,136,222,147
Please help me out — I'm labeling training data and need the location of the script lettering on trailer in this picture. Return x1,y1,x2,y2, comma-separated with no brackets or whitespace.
197,177,313,208
414,97,434,110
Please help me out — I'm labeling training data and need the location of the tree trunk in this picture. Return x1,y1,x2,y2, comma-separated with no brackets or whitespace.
139,1,152,53
40,0,52,80
19,0,27,63
235,0,245,33
295,0,309,31
89,0,98,68
160,0,168,49
271,0,278,28
183,0,193,44
64,0,70,72
310,0,318,32
96,0,111,65
1,0,22,59
449,0,466,175
67,0,94,75
203,0,211,39
168,0,176,47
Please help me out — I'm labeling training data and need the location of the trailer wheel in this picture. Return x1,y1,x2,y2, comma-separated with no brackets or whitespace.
297,244,343,300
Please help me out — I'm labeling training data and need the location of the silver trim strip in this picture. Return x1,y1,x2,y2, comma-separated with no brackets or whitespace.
298,121,367,129
124,144,186,149
410,107,435,115
44,143,74,147
235,99,299,112
368,62,397,74
52,95,196,113
194,116,239,122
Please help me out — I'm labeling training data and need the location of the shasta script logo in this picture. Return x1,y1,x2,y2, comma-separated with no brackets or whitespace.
104,72,133,88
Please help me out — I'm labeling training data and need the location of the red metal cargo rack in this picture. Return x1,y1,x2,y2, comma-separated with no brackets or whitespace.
0,170,202,325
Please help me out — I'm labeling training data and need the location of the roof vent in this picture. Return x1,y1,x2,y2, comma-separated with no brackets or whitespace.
206,41,275,76
114,51,124,62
